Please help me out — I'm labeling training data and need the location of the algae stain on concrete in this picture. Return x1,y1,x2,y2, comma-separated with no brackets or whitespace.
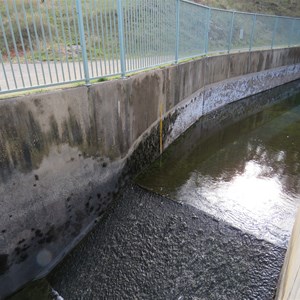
0,100,107,183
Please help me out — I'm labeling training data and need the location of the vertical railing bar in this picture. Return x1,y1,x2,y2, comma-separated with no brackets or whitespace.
159,0,162,64
140,2,144,68
155,0,158,65
0,49,10,90
5,1,25,87
271,16,279,49
228,11,235,53
107,2,116,74
58,0,71,81
112,1,119,74
150,0,153,66
147,1,151,66
155,0,159,65
162,0,165,63
164,1,168,62
136,0,142,69
131,0,136,70
124,0,129,71
157,0,161,64
142,0,146,67
109,2,118,74
167,1,171,62
36,1,53,84
137,1,144,68
44,0,60,82
103,1,112,75
132,0,137,69
143,1,148,67
21,0,39,86
65,0,77,80
124,1,131,71
146,1,150,67
12,0,32,87
117,0,126,77
201,7,205,54
126,0,132,71
98,0,108,75
75,0,90,85
138,1,142,68
161,1,164,63
152,0,155,65
51,0,65,82
114,0,121,74
89,0,99,77
200,8,204,54
165,1,168,62
148,0,151,66
151,0,155,66
83,0,94,78
175,0,180,63
71,0,83,79
289,19,295,47
249,14,256,51
94,0,104,77
0,7,18,88
204,7,211,54
195,6,199,56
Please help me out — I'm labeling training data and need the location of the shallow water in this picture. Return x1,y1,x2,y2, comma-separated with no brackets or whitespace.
137,80,300,248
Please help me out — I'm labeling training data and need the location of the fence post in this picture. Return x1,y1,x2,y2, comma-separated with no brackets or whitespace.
175,0,180,64
117,0,126,78
249,14,256,51
75,0,90,85
228,11,235,53
288,19,295,48
205,8,211,54
271,16,279,49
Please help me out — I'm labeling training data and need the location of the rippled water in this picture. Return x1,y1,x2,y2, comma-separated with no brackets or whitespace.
137,80,300,248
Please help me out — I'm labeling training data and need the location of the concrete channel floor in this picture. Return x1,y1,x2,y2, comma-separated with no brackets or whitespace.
48,184,285,300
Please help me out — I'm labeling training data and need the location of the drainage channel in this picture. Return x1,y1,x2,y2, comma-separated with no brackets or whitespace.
8,80,300,299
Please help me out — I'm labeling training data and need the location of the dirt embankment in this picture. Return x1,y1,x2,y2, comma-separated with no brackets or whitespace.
193,0,300,17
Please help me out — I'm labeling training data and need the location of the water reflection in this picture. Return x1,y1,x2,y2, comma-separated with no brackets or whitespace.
137,81,300,247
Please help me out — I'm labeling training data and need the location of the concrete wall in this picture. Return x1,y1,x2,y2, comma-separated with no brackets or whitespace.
276,207,300,300
1,47,300,298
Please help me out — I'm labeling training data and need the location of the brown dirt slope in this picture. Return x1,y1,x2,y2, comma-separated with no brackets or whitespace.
193,0,300,17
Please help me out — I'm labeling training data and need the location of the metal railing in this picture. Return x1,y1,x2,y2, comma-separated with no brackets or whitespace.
0,0,299,95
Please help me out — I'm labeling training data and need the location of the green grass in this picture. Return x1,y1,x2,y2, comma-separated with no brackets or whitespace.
193,0,300,17
0,0,120,62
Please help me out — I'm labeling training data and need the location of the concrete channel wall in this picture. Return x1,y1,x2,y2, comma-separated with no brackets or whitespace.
276,207,300,299
1,47,300,298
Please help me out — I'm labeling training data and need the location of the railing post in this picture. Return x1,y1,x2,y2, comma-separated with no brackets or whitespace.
271,16,279,49
228,11,235,53
75,0,90,85
288,19,296,48
249,13,256,52
175,0,180,64
205,8,211,54
117,0,126,78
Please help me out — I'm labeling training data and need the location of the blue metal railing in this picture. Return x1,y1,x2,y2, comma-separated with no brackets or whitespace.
0,0,300,95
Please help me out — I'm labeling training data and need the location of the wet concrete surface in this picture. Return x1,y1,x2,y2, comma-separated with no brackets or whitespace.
48,184,285,300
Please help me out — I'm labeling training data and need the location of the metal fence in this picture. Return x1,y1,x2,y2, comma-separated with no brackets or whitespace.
0,0,300,95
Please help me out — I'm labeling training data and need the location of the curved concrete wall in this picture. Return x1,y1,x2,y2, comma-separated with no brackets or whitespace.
276,207,300,299
1,47,300,298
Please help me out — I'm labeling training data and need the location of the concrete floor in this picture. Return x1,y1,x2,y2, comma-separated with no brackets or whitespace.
48,184,285,300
